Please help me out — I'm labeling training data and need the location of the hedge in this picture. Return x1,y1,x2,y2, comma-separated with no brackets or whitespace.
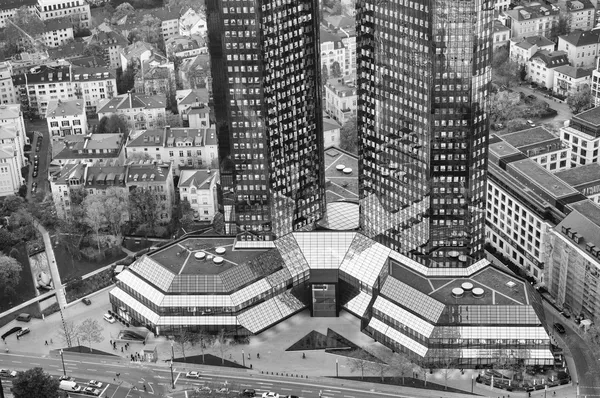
65,268,114,303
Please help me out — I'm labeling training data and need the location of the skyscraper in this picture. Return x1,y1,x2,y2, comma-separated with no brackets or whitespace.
206,0,325,240
356,0,494,267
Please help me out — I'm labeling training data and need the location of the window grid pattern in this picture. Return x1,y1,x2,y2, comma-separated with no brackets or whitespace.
342,291,372,317
381,277,445,323
274,233,310,279
161,295,233,308
453,305,539,324
293,232,356,269
117,270,164,305
430,326,550,340
157,316,239,326
168,275,226,294
317,202,359,230
273,290,306,316
237,295,283,333
234,241,276,249
266,267,292,288
373,296,435,337
368,317,428,357
110,287,160,324
339,233,391,287
129,255,175,291
230,279,271,307
221,264,256,291
459,348,554,360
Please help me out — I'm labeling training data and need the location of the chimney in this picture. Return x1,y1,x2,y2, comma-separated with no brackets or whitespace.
165,125,171,136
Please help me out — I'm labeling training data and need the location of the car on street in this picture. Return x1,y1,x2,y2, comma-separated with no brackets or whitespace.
59,376,74,381
16,327,30,338
186,371,200,378
82,387,100,396
240,389,256,397
32,171,38,178
1,327,22,340
262,393,279,398
554,322,566,334
82,297,92,305
0,369,17,378
195,386,212,394
215,387,229,394
527,119,536,127
103,313,116,323
88,380,102,388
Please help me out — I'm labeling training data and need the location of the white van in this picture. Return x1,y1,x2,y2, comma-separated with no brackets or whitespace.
59,380,81,392
103,313,116,324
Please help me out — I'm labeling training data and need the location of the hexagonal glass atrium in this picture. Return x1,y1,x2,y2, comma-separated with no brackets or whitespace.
110,232,553,367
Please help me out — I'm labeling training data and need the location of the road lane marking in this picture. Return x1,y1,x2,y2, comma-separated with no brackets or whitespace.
302,390,313,393
281,388,292,390
87,369,96,371
174,372,181,385
11,361,21,363
345,396,355,398
257,382,273,385
325,390,341,393
31,363,41,365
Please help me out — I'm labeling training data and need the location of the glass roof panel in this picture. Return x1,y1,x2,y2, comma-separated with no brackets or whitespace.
292,232,356,269
109,287,160,324
117,270,164,305
381,277,445,323
129,255,175,291
373,296,435,337
230,279,271,307
221,264,256,291
266,267,292,288
168,275,226,293
161,295,233,308
237,295,284,333
339,233,390,287
449,305,540,324
318,201,360,230
343,291,372,317
157,316,239,326
273,290,306,316
459,348,554,359
431,326,550,340
274,233,310,279
368,318,428,357
234,240,276,249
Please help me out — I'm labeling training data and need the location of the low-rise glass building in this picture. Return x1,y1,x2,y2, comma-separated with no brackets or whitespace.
110,231,553,367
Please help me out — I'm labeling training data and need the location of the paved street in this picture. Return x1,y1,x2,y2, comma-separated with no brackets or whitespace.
509,85,573,131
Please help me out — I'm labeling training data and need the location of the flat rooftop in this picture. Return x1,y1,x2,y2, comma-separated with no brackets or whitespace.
555,163,600,187
488,140,522,159
508,158,578,199
324,147,359,203
501,127,557,149
573,106,600,126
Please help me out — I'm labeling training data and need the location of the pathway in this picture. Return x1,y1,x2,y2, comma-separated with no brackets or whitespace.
33,220,66,309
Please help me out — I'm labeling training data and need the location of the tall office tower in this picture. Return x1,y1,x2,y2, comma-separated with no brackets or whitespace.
357,0,493,266
206,0,325,240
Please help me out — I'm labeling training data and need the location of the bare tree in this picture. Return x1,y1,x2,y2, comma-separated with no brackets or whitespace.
56,320,79,347
174,330,197,362
366,346,392,382
194,329,215,364
102,187,129,239
345,349,371,379
389,352,416,385
438,356,458,390
213,329,231,365
76,318,104,352
83,196,106,251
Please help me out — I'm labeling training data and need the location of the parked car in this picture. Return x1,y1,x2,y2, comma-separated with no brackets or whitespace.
88,380,102,388
16,327,30,338
561,309,571,318
32,171,38,178
82,387,100,396
554,323,566,334
103,313,115,324
240,389,256,397
262,393,279,398
195,386,212,394
186,371,201,378
59,376,74,381
16,313,31,322
526,120,536,127
0,369,17,378
82,297,92,305
1,327,22,340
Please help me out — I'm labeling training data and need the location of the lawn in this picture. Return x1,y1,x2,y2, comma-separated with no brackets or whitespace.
122,237,156,252
53,243,127,280
0,243,38,313
472,267,528,305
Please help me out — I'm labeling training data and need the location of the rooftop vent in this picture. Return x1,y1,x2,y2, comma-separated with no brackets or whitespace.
472,287,485,298
461,282,474,291
506,281,517,288
451,287,464,298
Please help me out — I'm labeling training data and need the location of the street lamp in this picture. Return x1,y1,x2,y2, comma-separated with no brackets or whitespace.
471,374,474,393
59,349,66,376
170,360,175,389
242,349,245,367
336,359,338,377
170,340,175,362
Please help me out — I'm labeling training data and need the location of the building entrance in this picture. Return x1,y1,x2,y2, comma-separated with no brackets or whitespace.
312,283,337,317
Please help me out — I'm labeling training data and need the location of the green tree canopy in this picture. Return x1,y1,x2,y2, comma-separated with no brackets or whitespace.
321,65,329,84
567,84,593,114
12,367,60,398
0,254,21,296
340,116,358,154
77,318,104,352
331,61,342,78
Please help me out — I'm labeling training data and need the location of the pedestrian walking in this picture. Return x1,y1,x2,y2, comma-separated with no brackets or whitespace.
257,353,259,359
45,340,48,345
247,353,250,360
121,347,124,353
110,340,113,345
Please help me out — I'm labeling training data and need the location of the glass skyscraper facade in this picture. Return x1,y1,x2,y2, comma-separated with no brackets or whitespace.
207,0,325,240
356,0,494,267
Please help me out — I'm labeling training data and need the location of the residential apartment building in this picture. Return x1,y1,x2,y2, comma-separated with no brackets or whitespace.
505,5,560,40
178,169,218,221
323,118,341,148
45,99,87,137
42,18,74,48
501,127,570,172
557,30,600,68
356,0,493,265
527,50,570,89
86,30,128,69
119,42,154,72
72,67,117,114
207,0,325,239
553,65,593,97
324,78,356,125
178,54,210,90
0,62,18,105
320,28,345,76
51,132,127,165
49,162,86,218
179,8,206,37
493,20,511,50
0,104,27,195
561,107,600,167
556,163,600,205
566,0,596,32
12,64,74,119
97,92,166,130
154,7,181,40
339,28,356,76
83,164,128,196
509,35,555,65
126,161,175,222
125,126,218,172
134,63,174,96
591,57,600,105
166,34,206,59
495,0,510,12
36,0,90,27
176,88,210,128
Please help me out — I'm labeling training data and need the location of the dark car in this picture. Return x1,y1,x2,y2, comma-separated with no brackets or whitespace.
82,297,92,305
561,309,571,318
554,323,566,334
240,389,256,397
59,376,74,381
32,171,38,178
1,327,22,340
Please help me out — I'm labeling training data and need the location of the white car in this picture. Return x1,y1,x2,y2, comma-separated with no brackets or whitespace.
186,371,200,378
103,313,116,324
88,380,103,388
262,393,279,398
82,387,100,396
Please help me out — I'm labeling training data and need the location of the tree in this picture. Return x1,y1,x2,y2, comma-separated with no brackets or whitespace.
331,1,342,14
134,14,162,45
213,212,225,235
117,64,136,94
102,187,129,239
157,111,182,128
346,349,371,379
331,61,342,78
127,152,154,163
83,196,106,251
179,200,196,232
83,42,105,58
321,65,329,84
0,229,18,255
1,195,25,215
567,84,593,114
166,0,205,12
174,330,197,362
213,329,231,365
112,2,135,22
520,64,527,81
389,352,416,385
437,356,458,390
194,329,215,364
492,46,519,88
340,116,358,154
76,318,104,352
128,187,160,236
367,347,391,382
0,254,22,296
506,117,529,133
56,320,79,346
105,114,129,134
489,91,522,123
11,367,60,398
550,13,570,42
5,7,46,52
